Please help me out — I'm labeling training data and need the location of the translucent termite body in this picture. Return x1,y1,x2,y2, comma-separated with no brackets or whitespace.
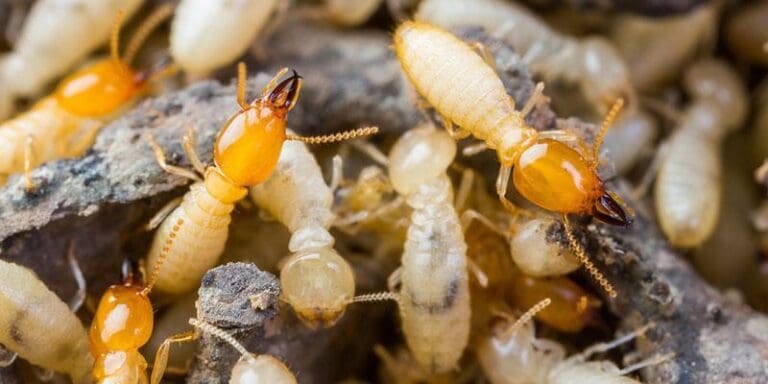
0,0,144,98
0,259,92,384
146,64,374,296
655,59,748,248
250,130,362,328
414,0,635,113
0,6,174,190
170,0,280,75
385,125,471,373
601,111,658,175
89,267,154,384
476,303,670,384
324,0,383,26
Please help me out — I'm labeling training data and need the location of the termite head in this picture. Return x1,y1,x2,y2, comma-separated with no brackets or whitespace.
280,247,355,329
214,68,302,187
513,139,630,226
89,274,154,357
388,124,456,196
578,37,636,115
54,6,174,117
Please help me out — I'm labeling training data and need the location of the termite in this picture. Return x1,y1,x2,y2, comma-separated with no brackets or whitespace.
0,259,92,384
654,59,748,248
170,0,280,76
476,299,672,384
152,318,296,384
0,6,174,191
323,0,383,27
144,63,376,296
1,0,145,98
250,126,378,328
414,0,636,114
394,21,630,298
374,344,466,384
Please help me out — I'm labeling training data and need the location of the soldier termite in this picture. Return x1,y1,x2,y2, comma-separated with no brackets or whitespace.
654,59,748,248
144,63,376,296
152,318,297,384
414,0,636,114
476,300,673,384
394,21,630,298
170,0,280,76
0,259,92,384
250,127,378,328
0,0,145,98
0,6,175,191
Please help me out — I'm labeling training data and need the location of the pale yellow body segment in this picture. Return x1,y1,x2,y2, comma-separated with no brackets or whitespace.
146,178,244,295
0,260,93,384
394,21,531,161
0,97,101,177
510,216,580,277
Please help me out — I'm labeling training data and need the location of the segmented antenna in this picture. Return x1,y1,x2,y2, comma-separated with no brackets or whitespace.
142,217,185,296
287,126,379,144
189,318,256,363
562,215,617,298
592,98,625,166
499,298,551,339
124,4,175,64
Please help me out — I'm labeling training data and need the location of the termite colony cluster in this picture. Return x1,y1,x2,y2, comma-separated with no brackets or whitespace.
0,0,767,383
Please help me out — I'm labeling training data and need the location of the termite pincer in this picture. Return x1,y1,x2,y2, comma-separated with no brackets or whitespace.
170,0,280,76
414,0,635,114
145,63,376,296
654,59,748,248
394,21,630,298
151,318,296,384
0,6,174,191
89,262,155,384
0,259,92,384
476,300,672,384
250,127,377,328
0,0,144,98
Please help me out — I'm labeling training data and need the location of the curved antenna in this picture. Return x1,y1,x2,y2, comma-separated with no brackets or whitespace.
286,126,379,144
562,215,617,298
498,298,551,340
124,4,175,65
141,216,186,296
591,98,624,168
237,62,249,110
188,318,256,363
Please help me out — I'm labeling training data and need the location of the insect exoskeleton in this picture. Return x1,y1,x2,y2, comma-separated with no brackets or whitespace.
170,0,280,76
654,59,748,248
0,6,174,191
394,20,630,298
145,63,377,296
89,262,155,384
250,127,378,328
508,275,601,333
0,260,92,384
414,0,635,114
0,0,145,98
476,300,672,384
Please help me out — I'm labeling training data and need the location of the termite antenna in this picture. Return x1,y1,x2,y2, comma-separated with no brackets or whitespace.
351,291,400,303
188,318,256,363
286,126,379,144
237,62,249,110
124,4,175,65
562,215,617,298
499,298,551,339
142,216,185,296
110,10,126,69
592,98,624,167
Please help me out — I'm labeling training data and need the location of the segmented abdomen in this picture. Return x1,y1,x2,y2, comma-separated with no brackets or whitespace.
146,182,234,295
394,21,518,149
400,182,470,373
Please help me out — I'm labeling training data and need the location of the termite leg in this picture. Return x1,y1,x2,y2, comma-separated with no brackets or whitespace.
460,209,506,235
462,142,488,157
69,121,102,155
260,67,290,97
146,133,202,182
495,164,521,214
454,167,474,213
567,323,655,365
182,125,206,174
66,243,86,312
335,195,405,230
350,140,389,166
469,41,497,71
23,134,37,192
150,331,197,384
330,155,343,193
616,353,675,376
520,82,545,117
387,267,402,292
145,197,183,231
468,259,489,288
442,117,471,139
538,129,579,143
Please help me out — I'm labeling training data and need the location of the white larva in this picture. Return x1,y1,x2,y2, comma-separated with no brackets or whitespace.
414,0,635,113
1,0,144,97
655,59,748,248
0,260,92,384
250,131,356,328
170,0,280,75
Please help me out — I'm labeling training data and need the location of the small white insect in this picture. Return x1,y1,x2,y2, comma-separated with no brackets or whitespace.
476,299,672,384
415,0,635,113
1,0,144,97
602,110,658,175
324,0,383,26
170,0,280,75
654,59,748,248
0,259,92,384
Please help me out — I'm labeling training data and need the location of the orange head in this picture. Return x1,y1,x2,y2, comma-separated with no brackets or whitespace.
512,139,629,226
213,69,302,187
54,6,174,117
89,262,153,357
